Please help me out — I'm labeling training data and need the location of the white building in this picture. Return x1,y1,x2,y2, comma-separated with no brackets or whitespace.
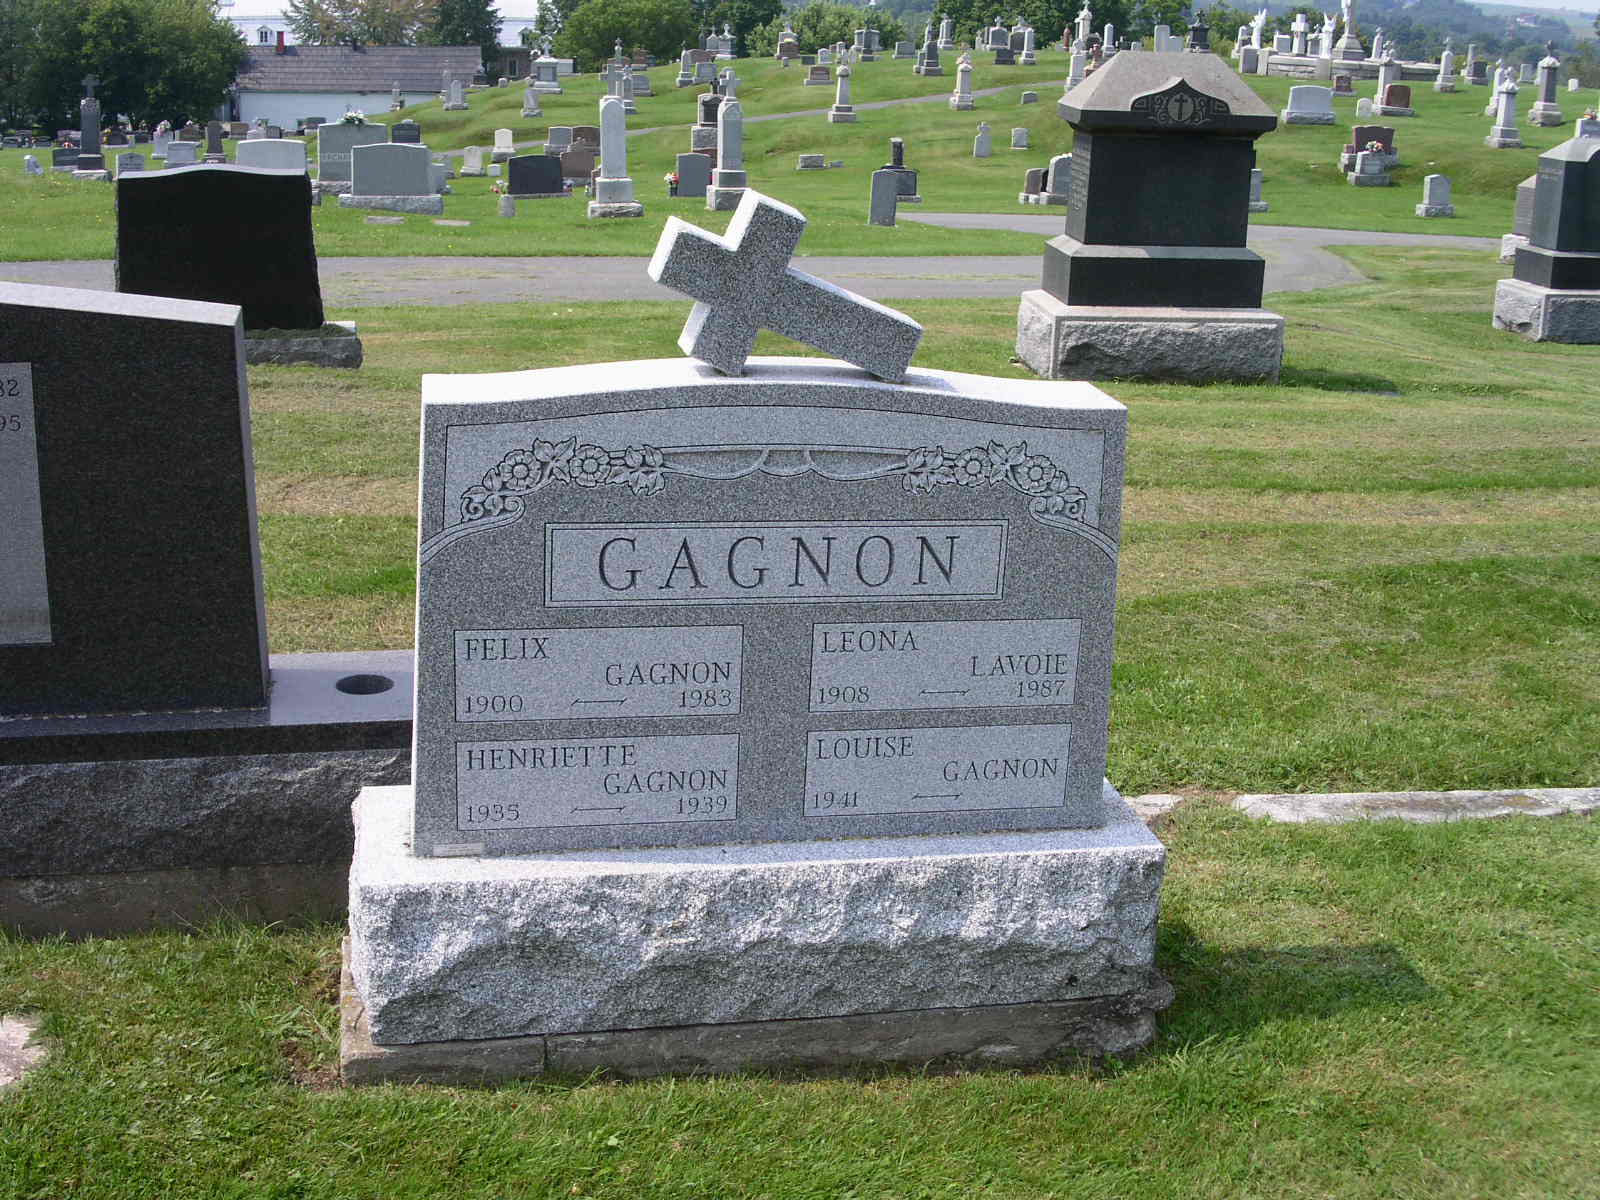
218,2,542,49
233,44,484,127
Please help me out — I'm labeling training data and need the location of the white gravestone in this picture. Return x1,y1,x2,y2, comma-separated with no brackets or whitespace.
1415,173,1454,217
588,95,642,219
706,97,748,212
1282,85,1336,124
829,66,857,123
950,53,975,110
974,122,993,157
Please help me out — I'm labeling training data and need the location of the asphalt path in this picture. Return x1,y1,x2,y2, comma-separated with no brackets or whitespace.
0,222,1498,307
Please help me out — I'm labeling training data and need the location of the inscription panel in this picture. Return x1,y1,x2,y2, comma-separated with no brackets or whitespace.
456,733,740,829
545,522,1007,606
810,618,1080,712
454,625,742,721
0,364,51,647
804,723,1071,817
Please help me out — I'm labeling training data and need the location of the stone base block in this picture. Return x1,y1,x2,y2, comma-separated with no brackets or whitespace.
829,108,857,123
443,103,469,111
459,167,484,177
949,97,974,109
1372,104,1415,117
1248,201,1270,213
1500,232,1529,264
1016,290,1285,383
705,185,746,211
1348,171,1392,185
917,66,946,76
689,128,718,151
312,179,351,196
337,193,444,215
490,150,514,163
1280,111,1336,124
1415,203,1454,218
1433,81,1456,93
587,200,644,218
1492,277,1600,343
1485,133,1523,148
244,321,363,368
347,783,1165,1052
796,154,825,168
531,83,562,94
1529,104,1564,126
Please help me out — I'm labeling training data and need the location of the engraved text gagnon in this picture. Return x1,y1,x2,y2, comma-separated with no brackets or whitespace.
545,521,1007,606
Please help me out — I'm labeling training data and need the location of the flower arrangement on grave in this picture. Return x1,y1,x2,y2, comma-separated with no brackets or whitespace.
1363,139,1386,152
341,109,367,125
490,180,506,195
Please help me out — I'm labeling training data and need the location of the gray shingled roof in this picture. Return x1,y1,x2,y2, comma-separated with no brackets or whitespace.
237,45,484,93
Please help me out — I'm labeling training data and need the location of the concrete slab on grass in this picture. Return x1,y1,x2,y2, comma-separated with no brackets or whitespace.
1234,787,1599,824
0,1015,46,1092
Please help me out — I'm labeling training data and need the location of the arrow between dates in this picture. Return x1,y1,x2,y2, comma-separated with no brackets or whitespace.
572,805,626,814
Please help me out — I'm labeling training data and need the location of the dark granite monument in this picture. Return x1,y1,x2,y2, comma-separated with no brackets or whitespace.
116,165,325,331
506,153,564,196
1015,45,1286,381
391,119,422,144
0,284,267,716
1493,132,1600,341
879,136,919,197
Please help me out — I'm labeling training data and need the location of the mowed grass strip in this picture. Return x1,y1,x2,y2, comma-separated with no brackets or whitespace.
1,803,1595,1197
0,50,1573,261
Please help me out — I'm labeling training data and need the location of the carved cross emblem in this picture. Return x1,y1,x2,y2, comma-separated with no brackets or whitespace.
1130,80,1231,126
82,75,100,98
647,191,923,382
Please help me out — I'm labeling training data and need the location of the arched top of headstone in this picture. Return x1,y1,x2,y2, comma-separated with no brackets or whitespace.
1062,49,1276,133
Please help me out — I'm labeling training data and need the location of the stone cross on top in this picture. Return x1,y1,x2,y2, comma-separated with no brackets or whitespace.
647,190,923,382
82,75,100,98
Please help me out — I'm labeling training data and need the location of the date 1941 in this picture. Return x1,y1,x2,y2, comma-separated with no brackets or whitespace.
808,790,861,811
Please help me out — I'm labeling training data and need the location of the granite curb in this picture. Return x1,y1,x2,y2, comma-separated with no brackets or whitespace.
1233,787,1600,824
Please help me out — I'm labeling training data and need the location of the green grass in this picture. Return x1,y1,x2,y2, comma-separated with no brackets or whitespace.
1,50,1585,259
2,803,1596,1197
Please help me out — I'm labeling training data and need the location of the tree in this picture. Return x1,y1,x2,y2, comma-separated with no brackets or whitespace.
745,2,908,57
704,0,784,50
528,0,587,54
553,0,697,70
425,0,501,68
285,0,439,46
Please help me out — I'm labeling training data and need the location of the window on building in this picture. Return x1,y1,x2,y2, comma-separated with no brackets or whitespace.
258,26,271,44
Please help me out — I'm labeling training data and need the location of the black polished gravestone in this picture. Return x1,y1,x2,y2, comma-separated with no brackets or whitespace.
1514,134,1600,289
116,164,325,331
506,153,564,196
0,283,267,716
1043,50,1277,307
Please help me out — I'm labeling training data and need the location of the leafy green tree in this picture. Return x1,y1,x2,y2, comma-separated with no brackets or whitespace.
553,0,698,70
425,0,501,68
745,2,908,56
285,0,439,46
704,0,784,50
528,0,587,54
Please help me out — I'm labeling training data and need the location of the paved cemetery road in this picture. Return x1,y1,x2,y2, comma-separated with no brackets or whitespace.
0,225,1499,306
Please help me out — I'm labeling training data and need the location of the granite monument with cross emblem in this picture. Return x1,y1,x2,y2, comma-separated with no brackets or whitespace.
1016,46,1286,381
341,190,1167,1082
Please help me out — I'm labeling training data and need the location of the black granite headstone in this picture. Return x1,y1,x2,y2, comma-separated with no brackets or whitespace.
51,149,78,169
995,47,1016,65
879,137,919,196
1043,51,1277,307
506,153,564,195
392,119,422,144
0,283,267,717
1515,135,1600,288
116,165,325,331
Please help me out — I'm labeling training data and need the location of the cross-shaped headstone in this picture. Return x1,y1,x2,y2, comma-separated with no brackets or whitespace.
719,67,740,97
647,190,922,382
82,75,99,98
601,62,627,96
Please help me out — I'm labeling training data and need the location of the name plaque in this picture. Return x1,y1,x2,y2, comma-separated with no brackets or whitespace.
0,363,51,647
545,522,1007,606
454,625,742,721
456,733,740,830
810,618,1080,712
804,723,1071,817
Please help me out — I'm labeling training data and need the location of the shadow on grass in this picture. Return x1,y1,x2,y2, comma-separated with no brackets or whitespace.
1154,917,1433,1046
1278,364,1401,394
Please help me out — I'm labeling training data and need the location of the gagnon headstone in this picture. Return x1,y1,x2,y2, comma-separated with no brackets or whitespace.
409,191,1125,857
1514,134,1600,289
316,122,389,184
0,283,267,716
117,166,325,331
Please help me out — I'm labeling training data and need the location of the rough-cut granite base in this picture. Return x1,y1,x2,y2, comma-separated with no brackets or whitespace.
312,179,351,197
949,98,975,110
1528,104,1565,126
1280,110,1336,124
1371,104,1415,117
1500,233,1529,263
704,185,746,211
337,193,445,215
348,783,1165,1049
586,200,644,218
1492,278,1600,342
1348,170,1393,186
1015,290,1285,382
1485,132,1524,149
341,945,1173,1083
1415,203,1455,218
243,321,363,368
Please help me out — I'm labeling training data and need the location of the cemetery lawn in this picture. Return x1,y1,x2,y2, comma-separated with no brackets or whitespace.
2,800,1595,1196
0,54,1579,259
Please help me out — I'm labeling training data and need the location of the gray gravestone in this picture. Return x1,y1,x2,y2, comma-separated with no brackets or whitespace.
675,151,712,197
0,284,267,715
316,122,388,183
350,142,432,196
410,360,1124,858
234,139,308,172
164,141,198,168
869,168,899,225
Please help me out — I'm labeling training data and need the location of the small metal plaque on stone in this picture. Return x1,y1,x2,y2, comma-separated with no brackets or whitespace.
414,357,1125,855
0,364,51,646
